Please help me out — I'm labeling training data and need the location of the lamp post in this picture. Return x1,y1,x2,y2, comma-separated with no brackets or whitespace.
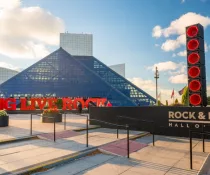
154,67,159,106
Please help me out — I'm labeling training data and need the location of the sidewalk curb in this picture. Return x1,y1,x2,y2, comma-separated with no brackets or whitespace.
129,132,150,140
0,136,38,145
3,147,98,175
73,126,101,132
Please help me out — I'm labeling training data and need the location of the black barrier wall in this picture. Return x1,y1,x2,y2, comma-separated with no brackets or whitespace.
89,107,210,138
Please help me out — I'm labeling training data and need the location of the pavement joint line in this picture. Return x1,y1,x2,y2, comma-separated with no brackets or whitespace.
99,148,126,158
163,145,189,175
129,132,150,140
0,136,38,145
73,125,101,132
146,144,209,156
197,153,210,175
128,156,199,174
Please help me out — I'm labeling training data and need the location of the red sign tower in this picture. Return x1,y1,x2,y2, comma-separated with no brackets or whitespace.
186,23,207,106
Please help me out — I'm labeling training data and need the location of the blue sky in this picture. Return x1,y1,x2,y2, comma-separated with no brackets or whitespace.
0,0,210,103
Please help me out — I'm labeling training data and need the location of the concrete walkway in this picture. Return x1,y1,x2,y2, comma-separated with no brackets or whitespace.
0,114,92,142
132,135,210,172
0,128,142,174
36,135,210,175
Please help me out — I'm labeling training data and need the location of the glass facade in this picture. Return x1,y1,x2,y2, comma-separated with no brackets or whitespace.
76,56,156,106
60,33,93,56
0,67,19,84
0,48,156,106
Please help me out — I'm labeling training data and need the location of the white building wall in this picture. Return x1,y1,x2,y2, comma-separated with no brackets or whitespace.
109,63,125,77
60,33,93,56
0,67,19,84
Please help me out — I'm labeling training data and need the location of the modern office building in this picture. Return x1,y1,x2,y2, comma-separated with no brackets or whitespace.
60,33,93,56
0,67,19,85
109,63,125,77
0,48,156,106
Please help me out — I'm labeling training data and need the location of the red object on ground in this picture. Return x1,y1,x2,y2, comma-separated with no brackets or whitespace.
99,139,147,156
38,130,80,141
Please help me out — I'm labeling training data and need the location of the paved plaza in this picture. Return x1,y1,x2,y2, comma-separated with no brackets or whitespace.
33,135,210,175
0,115,209,175
0,128,142,174
0,114,92,142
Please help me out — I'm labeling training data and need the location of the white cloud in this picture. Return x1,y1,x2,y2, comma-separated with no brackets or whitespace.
153,12,210,54
161,34,185,51
128,77,181,105
128,77,155,91
0,0,65,59
155,44,159,47
147,61,187,85
0,40,50,59
169,64,186,75
152,26,162,38
169,74,188,84
153,12,210,38
147,61,185,72
181,0,185,3
177,50,187,57
0,62,20,71
161,39,181,52
0,0,20,9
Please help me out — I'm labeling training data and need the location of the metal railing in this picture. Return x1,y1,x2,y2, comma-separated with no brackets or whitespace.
30,113,57,142
189,129,210,169
29,112,88,142
30,113,42,136
116,116,155,146
189,123,210,153
61,112,88,130
86,118,130,158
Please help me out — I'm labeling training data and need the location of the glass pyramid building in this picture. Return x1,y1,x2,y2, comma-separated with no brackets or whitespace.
0,48,156,106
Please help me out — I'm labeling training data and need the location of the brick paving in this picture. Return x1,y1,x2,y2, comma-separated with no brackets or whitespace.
38,130,80,141
99,139,147,156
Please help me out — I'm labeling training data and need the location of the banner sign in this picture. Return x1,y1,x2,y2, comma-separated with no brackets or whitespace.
168,111,210,129
0,98,107,111
89,106,210,137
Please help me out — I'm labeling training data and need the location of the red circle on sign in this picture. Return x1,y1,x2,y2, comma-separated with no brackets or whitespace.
189,80,201,92
187,39,199,51
190,94,202,106
188,53,200,64
187,26,199,38
188,66,200,78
